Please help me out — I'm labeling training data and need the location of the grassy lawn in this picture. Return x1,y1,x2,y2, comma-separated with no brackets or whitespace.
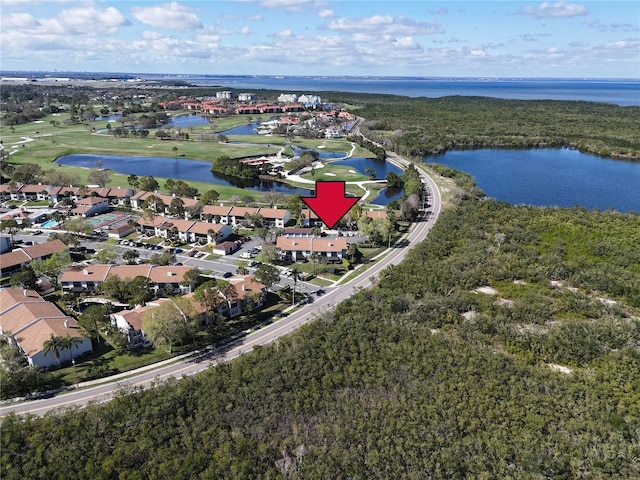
308,277,334,287
301,164,368,182
1,113,383,206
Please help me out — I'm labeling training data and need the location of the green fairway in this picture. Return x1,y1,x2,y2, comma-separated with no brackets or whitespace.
1,111,380,203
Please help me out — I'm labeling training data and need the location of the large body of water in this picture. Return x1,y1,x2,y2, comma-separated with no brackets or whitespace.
147,75,640,106
55,154,311,196
428,148,640,213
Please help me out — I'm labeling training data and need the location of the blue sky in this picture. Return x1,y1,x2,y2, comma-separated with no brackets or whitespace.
1,1,638,78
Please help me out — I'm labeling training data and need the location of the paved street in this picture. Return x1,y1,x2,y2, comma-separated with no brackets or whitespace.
1,156,441,417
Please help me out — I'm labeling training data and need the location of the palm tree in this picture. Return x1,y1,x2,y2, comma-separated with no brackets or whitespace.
58,335,81,365
42,334,62,367
290,266,303,306
172,146,179,162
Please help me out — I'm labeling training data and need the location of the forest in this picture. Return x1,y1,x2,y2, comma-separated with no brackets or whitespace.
350,95,640,160
2,171,639,479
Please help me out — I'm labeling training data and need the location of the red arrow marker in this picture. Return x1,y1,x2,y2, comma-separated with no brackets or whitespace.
302,181,360,229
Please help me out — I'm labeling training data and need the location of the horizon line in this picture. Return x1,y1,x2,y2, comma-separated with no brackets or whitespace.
1,71,639,82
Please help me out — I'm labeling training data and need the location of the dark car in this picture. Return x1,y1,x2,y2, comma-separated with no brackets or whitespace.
316,289,325,296
222,272,233,278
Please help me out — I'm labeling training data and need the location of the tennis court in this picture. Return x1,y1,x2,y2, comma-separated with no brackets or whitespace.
83,212,130,229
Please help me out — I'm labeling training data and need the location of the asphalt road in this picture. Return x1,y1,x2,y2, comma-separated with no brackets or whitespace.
1,158,441,418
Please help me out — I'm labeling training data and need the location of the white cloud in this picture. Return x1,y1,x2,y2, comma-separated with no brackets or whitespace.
327,15,443,36
318,9,335,19
0,6,129,36
247,14,263,21
240,26,252,35
516,2,588,19
275,29,295,38
131,2,203,31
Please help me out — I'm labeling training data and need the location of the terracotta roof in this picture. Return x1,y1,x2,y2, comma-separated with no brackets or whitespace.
0,301,67,335
202,205,232,216
0,288,43,314
213,241,239,250
16,317,86,358
77,197,108,206
109,265,153,281
228,275,266,300
0,184,13,193
230,206,259,217
187,222,225,235
258,208,289,219
147,266,193,284
114,301,167,331
158,218,194,232
136,215,165,227
61,264,112,283
301,208,319,220
0,249,31,269
71,205,93,215
276,236,347,252
19,184,47,194
23,239,67,259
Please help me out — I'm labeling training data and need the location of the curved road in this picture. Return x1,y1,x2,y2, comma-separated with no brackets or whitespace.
0,154,441,418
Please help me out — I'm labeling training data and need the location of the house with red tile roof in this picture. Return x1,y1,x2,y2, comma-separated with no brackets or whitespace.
70,196,110,217
0,288,93,368
0,239,68,277
60,265,198,295
276,236,347,263
110,300,167,349
201,204,233,224
257,207,291,228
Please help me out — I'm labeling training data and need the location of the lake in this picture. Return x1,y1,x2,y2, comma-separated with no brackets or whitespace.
428,148,640,213
55,154,311,195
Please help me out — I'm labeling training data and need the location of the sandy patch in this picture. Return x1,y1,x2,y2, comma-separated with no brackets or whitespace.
33,120,45,124
324,172,336,176
462,311,477,320
495,298,514,308
549,364,572,374
317,145,326,149
349,170,357,173
475,286,498,295
513,279,527,285
147,145,154,148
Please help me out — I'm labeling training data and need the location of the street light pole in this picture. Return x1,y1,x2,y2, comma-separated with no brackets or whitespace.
71,358,79,388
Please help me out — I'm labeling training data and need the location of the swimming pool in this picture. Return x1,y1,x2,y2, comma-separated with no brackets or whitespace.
41,220,59,228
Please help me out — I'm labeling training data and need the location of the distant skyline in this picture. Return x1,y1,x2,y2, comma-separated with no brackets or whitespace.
1,1,639,79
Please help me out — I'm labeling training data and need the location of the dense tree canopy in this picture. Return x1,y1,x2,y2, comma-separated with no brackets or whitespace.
2,174,639,479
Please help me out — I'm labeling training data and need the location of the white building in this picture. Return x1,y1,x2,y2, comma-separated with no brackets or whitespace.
277,93,298,103
238,93,257,101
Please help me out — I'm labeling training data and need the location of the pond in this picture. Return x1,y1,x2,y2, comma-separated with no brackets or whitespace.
427,148,640,213
166,114,210,128
220,121,261,136
55,154,311,195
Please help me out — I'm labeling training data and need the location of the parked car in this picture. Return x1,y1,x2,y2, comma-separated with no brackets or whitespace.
222,272,233,278
32,230,42,235
173,248,183,254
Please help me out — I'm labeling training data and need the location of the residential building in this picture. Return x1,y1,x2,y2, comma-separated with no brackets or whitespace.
276,236,348,262
60,264,198,295
216,91,234,100
229,206,260,227
201,204,233,224
258,207,291,228
70,197,110,217
238,93,257,101
0,288,93,368
211,240,241,256
0,239,68,277
110,301,165,349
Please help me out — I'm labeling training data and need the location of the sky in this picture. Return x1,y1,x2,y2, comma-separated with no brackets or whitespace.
1,0,639,78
